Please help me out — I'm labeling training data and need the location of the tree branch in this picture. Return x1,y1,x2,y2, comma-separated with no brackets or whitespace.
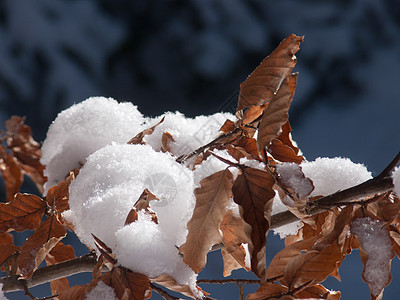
0,253,101,293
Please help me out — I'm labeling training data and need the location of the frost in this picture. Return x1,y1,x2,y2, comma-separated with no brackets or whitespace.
392,166,400,198
301,157,372,197
84,281,117,300
41,97,146,193
351,217,393,297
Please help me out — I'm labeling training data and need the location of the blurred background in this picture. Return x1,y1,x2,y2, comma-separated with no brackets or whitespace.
1,0,400,299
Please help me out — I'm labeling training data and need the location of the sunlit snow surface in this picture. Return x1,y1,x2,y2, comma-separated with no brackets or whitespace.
84,281,118,300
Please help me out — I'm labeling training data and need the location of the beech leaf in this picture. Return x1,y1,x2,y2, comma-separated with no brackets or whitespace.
232,167,275,279
0,146,23,202
246,282,288,300
128,117,165,145
152,274,206,299
257,73,298,156
46,171,75,214
161,131,175,153
0,193,46,233
180,169,234,273
125,189,159,225
237,34,303,111
17,215,67,278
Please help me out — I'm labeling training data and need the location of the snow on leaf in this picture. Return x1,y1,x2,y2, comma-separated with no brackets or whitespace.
0,146,23,202
127,116,165,145
237,34,303,112
257,73,298,157
17,215,67,278
351,217,394,299
180,169,233,273
246,282,288,300
232,166,275,279
0,193,46,233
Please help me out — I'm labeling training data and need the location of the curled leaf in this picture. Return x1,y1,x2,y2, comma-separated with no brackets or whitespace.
237,34,303,111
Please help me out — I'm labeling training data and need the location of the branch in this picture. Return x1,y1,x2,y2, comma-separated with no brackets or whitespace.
270,174,394,230
0,253,101,293
197,279,261,285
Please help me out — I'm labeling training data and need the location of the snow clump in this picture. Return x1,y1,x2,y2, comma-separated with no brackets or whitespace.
84,281,118,300
351,217,393,297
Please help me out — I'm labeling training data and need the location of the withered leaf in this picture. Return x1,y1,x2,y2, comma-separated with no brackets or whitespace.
241,103,269,125
125,189,159,225
105,268,150,300
92,234,117,268
128,117,165,145
46,171,75,214
257,73,298,156
0,146,23,202
221,246,247,277
266,236,318,281
283,243,341,291
5,116,45,193
231,136,261,161
0,244,20,271
269,139,303,164
219,119,236,133
232,167,275,279
161,131,175,153
295,284,341,300
220,209,251,275
17,215,67,278
237,34,303,112
0,193,46,233
246,282,288,300
152,274,206,299
180,169,234,273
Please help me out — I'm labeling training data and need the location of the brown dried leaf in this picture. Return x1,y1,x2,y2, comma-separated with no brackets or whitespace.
232,136,261,161
92,234,117,268
161,131,175,153
257,73,298,156
180,169,233,273
125,189,159,225
128,117,165,145
46,172,75,214
220,210,251,274
5,116,45,193
0,146,23,202
294,284,341,300
0,193,46,233
269,139,303,164
232,167,275,279
219,119,236,133
246,282,288,300
284,244,341,291
17,215,67,278
0,244,20,270
237,34,303,112
106,268,150,300
221,246,247,277
152,274,206,299
266,236,318,281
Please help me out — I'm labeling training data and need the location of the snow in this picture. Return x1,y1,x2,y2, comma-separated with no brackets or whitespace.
84,281,117,300
392,166,400,198
276,163,314,200
351,217,393,297
41,97,146,193
300,157,372,197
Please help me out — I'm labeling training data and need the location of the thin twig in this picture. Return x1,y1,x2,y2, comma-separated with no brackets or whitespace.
150,283,179,300
376,151,400,179
198,279,261,285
